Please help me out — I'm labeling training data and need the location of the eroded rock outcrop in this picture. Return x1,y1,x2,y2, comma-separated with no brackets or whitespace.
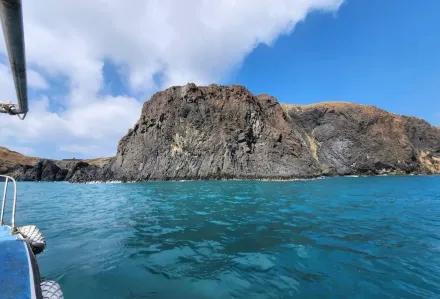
1,84,439,182
109,84,440,180
284,102,440,175
8,159,66,181
0,147,114,182
109,84,322,181
0,146,37,174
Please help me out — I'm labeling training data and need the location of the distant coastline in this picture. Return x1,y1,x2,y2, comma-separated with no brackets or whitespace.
1,83,439,183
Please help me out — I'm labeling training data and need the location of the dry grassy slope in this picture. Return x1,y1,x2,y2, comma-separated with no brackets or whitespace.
54,157,113,169
84,157,113,167
0,146,38,173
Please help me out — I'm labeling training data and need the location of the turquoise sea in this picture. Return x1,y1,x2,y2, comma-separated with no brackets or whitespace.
6,176,440,298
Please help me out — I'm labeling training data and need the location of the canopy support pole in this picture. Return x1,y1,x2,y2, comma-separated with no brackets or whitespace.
0,0,28,118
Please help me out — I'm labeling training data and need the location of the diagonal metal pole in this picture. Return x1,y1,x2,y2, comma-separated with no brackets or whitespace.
0,0,28,117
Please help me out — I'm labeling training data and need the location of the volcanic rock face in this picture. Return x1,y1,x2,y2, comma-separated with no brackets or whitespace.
284,102,440,175
1,84,440,182
110,84,321,181
6,159,103,182
0,147,114,182
110,84,440,180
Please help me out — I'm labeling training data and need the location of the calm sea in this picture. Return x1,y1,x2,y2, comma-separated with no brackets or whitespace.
6,176,440,298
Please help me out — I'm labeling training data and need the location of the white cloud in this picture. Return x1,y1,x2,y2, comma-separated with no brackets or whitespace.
0,0,343,158
27,69,49,89
0,92,142,158
0,64,17,102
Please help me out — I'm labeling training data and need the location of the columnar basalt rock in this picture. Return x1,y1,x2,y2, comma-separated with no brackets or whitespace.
1,84,439,182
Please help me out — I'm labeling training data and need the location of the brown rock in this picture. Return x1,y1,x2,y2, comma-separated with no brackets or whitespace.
2,84,440,182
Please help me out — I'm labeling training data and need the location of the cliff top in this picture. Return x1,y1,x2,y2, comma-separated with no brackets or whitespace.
0,146,38,174
156,84,422,122
281,101,389,115
0,146,38,168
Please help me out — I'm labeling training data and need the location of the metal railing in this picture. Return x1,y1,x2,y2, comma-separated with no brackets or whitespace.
0,175,18,230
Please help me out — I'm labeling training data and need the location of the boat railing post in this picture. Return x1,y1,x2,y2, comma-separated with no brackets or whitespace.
10,176,17,230
0,176,8,225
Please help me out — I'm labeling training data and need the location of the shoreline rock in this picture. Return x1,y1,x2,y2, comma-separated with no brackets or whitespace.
1,83,440,182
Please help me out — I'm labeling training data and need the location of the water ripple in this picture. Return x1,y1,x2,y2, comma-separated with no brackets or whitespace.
7,176,440,298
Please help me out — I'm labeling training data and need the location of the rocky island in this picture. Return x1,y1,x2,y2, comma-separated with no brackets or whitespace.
1,83,440,182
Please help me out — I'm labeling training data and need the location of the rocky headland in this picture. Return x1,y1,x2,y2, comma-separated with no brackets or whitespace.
1,83,440,182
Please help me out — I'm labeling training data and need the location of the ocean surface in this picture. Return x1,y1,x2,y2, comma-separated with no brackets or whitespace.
3,176,440,298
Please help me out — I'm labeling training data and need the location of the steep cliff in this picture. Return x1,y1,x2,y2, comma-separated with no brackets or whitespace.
284,102,440,175
1,84,439,182
110,84,322,181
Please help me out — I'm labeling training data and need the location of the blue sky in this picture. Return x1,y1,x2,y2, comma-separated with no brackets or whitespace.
0,0,438,159
232,0,440,125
